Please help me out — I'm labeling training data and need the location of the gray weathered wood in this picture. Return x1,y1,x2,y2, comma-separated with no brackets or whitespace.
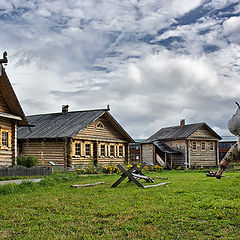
144,182,169,188
71,182,104,188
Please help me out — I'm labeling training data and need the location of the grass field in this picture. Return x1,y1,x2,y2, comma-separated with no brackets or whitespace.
0,170,240,240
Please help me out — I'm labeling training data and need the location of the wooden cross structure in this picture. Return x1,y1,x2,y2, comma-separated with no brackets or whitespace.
111,163,154,189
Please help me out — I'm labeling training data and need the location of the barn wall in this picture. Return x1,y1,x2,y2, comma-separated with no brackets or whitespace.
141,143,155,165
189,140,217,167
19,140,66,166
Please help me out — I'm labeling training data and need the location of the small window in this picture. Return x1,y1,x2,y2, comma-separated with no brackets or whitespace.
201,142,206,150
119,146,123,157
85,144,91,156
110,145,115,157
96,121,104,129
2,131,8,147
75,143,80,156
100,145,105,156
192,142,197,150
210,142,214,150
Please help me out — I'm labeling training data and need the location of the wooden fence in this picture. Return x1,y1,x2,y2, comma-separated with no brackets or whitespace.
0,165,52,177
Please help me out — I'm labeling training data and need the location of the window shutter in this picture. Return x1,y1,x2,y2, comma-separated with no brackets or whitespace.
105,144,108,157
81,142,85,156
115,145,118,157
8,131,11,148
98,143,101,157
0,129,2,149
90,143,94,157
123,145,125,157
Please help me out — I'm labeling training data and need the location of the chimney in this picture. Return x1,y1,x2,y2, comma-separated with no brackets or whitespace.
62,105,69,114
180,119,185,126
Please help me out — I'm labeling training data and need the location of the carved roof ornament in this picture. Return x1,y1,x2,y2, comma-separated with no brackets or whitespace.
0,51,8,64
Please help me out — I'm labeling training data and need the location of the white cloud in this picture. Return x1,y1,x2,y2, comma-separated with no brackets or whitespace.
0,0,240,138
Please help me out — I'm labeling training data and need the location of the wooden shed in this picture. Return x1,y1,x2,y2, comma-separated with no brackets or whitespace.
17,106,134,167
0,66,28,166
141,120,221,169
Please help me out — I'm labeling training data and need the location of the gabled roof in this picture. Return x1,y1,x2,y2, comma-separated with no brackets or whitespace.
0,67,28,126
18,109,134,142
153,140,181,154
148,122,221,141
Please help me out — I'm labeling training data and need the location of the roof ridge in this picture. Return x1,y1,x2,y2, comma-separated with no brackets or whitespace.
26,108,107,117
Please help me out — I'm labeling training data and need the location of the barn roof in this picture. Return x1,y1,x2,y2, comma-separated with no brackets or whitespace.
153,140,181,154
0,67,28,126
18,109,134,142
148,122,221,141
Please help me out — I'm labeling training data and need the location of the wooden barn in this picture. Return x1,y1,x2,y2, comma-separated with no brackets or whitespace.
0,66,28,166
141,120,221,169
17,105,134,167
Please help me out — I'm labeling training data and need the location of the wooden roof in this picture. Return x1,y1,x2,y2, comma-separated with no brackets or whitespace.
148,122,221,141
153,140,181,154
18,109,134,142
0,67,28,126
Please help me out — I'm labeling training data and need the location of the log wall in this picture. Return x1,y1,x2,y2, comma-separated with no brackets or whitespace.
0,117,14,166
77,115,126,141
19,140,66,166
0,90,10,113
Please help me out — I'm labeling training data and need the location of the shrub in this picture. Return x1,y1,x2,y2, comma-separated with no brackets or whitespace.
17,155,38,168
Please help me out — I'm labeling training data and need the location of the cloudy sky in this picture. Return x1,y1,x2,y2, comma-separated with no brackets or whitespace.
0,0,240,138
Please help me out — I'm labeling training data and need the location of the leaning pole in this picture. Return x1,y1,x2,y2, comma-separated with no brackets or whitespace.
216,102,240,179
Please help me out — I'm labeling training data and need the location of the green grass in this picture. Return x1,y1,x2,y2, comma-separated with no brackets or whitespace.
0,170,240,239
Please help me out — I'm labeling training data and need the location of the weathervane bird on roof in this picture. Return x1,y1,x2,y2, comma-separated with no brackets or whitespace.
0,51,8,64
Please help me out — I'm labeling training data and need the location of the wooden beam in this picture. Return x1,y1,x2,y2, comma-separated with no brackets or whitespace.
71,182,105,188
144,182,169,188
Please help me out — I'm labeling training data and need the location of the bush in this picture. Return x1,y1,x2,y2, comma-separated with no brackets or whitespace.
17,155,38,168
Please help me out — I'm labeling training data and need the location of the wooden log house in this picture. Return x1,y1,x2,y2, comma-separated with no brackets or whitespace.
17,105,134,167
141,120,221,169
0,66,28,166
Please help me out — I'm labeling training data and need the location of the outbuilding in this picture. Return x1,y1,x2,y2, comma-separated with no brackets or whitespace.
141,120,221,169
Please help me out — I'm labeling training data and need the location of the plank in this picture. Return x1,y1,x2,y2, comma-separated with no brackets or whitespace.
71,182,105,188
144,182,169,188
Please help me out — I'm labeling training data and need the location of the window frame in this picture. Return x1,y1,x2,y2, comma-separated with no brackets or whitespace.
100,144,105,157
96,121,104,129
85,143,91,156
110,145,115,157
119,145,123,157
209,142,214,151
0,129,11,150
192,141,197,150
75,142,81,156
201,141,206,151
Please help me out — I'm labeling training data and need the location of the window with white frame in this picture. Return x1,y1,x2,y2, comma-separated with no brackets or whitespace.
100,144,105,156
75,143,80,156
2,131,8,147
119,145,123,157
201,142,206,150
110,145,114,157
85,144,91,156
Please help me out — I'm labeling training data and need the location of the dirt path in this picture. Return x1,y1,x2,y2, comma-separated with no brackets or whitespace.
0,178,43,185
